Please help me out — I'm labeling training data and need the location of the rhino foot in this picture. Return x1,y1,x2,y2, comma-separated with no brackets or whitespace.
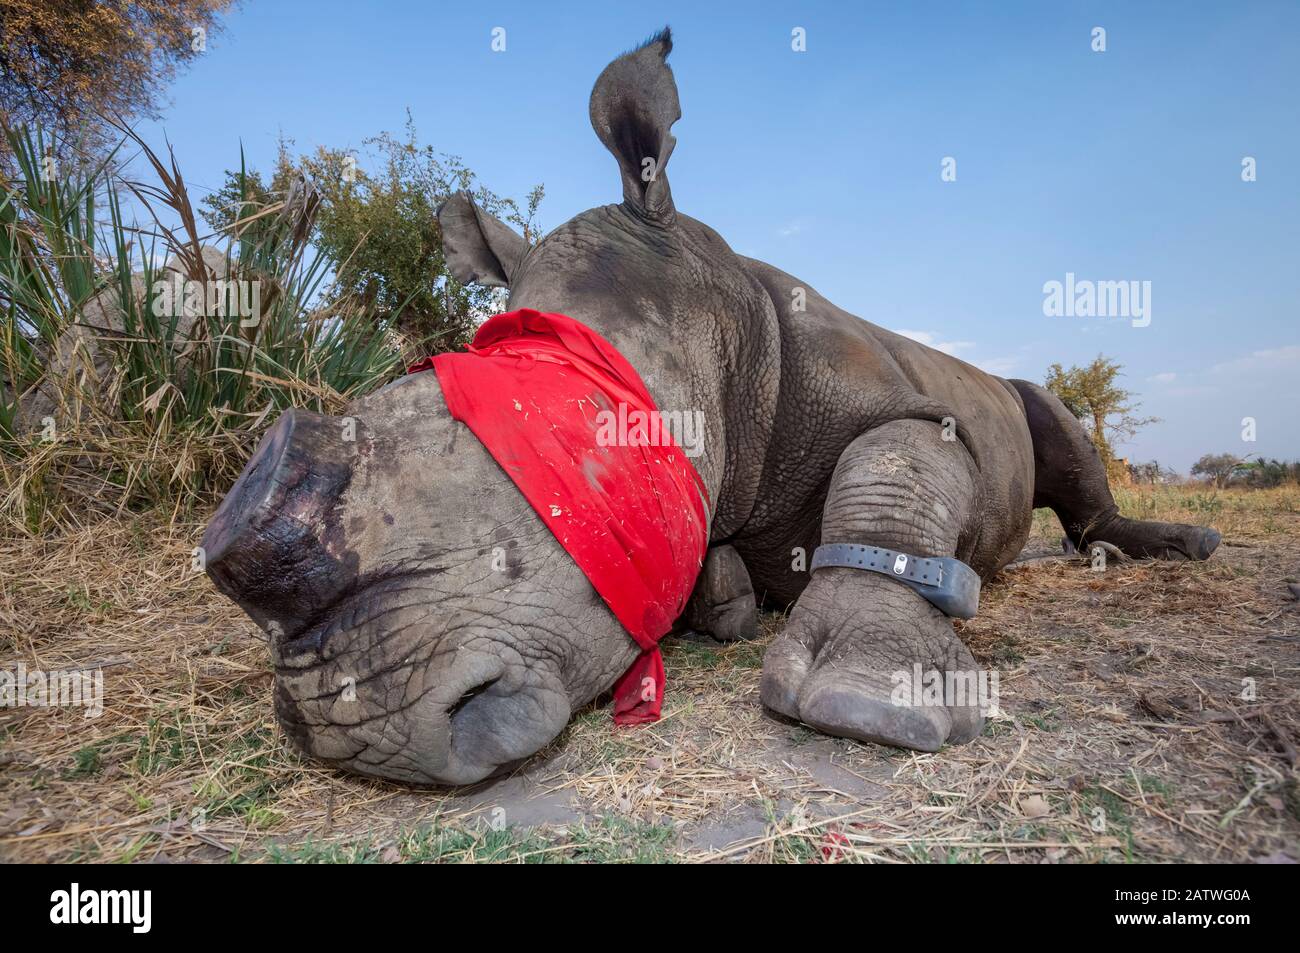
685,544,759,642
760,567,985,752
1080,514,1222,562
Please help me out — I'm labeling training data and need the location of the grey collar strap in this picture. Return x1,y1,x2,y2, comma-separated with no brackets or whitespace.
810,543,981,619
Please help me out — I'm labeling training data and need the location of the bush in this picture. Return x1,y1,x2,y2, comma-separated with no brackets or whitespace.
200,118,543,358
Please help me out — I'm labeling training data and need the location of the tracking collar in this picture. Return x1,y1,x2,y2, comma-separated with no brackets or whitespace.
810,543,981,619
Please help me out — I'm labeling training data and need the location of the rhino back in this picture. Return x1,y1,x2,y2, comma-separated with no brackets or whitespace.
734,256,1034,592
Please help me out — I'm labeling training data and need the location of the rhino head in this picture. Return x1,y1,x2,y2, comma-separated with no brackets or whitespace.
202,29,779,785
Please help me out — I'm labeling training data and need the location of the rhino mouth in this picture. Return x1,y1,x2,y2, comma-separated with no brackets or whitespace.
268,571,573,786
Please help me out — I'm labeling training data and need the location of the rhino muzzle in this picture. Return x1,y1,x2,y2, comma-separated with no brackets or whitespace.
202,404,579,785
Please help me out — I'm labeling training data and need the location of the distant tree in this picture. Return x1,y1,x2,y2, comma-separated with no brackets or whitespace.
200,168,272,235
1129,460,1175,485
1233,457,1300,489
1045,355,1158,474
1190,453,1243,488
199,138,298,245
0,0,237,163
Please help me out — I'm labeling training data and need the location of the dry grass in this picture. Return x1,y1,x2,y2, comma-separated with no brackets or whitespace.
2,485,1298,863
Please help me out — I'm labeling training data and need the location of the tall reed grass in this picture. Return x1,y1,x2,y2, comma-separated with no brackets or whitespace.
1,124,403,532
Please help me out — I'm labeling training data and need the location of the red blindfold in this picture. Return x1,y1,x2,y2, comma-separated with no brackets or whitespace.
409,309,710,725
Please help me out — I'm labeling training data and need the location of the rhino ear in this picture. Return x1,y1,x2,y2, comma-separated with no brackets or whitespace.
437,192,528,288
589,26,679,222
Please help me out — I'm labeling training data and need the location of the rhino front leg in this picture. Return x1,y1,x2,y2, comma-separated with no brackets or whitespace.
760,419,988,751
684,544,759,642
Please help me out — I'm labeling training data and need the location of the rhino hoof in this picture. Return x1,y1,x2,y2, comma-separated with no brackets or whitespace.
799,677,952,752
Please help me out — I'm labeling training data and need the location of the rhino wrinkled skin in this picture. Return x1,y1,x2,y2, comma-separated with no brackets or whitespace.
202,29,1221,785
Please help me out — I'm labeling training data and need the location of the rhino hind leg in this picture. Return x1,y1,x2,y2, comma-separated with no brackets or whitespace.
761,419,987,752
685,544,759,642
1009,379,1221,561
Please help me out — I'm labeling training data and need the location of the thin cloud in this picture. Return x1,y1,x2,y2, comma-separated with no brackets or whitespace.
893,329,975,357
976,356,1018,376
1210,345,1300,375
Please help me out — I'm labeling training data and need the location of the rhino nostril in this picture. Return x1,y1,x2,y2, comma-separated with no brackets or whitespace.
448,675,501,722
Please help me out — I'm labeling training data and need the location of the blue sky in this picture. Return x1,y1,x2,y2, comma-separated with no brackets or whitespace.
139,0,1299,472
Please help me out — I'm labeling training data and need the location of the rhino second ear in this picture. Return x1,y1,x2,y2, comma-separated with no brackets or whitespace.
589,26,679,222
437,192,528,288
